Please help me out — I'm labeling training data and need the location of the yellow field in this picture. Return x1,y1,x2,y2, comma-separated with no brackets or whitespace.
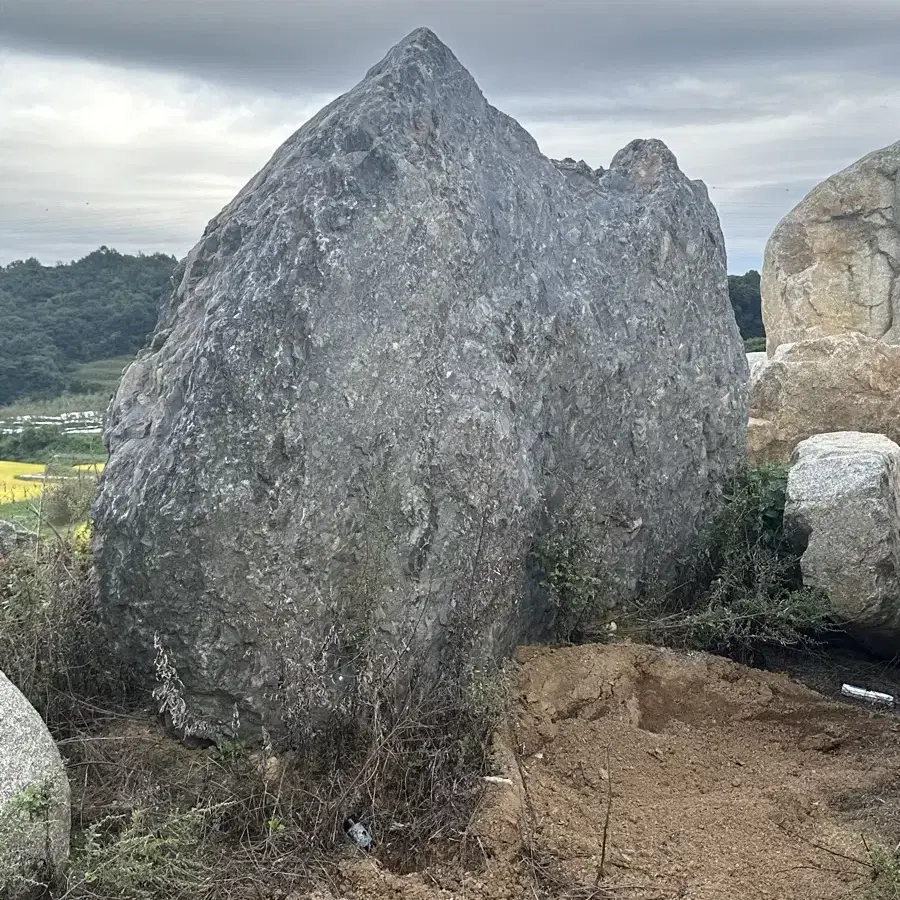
0,460,46,502
73,462,105,473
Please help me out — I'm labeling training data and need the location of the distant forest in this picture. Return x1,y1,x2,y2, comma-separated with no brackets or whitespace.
0,245,764,407
728,270,763,341
0,247,175,406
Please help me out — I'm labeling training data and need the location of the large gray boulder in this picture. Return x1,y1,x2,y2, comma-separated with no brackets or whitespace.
785,432,900,654
94,28,747,739
0,672,70,897
762,140,900,354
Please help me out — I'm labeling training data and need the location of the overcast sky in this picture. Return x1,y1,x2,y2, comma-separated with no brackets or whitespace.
2,0,900,273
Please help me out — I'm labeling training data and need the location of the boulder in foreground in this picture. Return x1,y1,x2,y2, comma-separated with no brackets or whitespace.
0,671,70,898
785,431,900,654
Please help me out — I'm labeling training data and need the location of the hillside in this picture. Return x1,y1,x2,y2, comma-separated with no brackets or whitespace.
0,247,175,406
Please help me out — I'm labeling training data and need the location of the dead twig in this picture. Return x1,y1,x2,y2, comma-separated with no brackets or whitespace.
598,745,613,881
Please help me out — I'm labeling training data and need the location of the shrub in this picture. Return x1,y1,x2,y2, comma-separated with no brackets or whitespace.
52,656,508,898
51,597,511,898
532,465,830,659
69,808,211,900
269,649,508,868
744,336,767,352
42,474,97,527
630,464,831,663
532,524,617,643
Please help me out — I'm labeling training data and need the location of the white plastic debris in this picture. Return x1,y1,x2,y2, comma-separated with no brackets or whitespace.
343,818,373,851
841,684,895,707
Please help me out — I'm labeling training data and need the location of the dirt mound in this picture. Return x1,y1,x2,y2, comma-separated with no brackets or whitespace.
319,642,900,899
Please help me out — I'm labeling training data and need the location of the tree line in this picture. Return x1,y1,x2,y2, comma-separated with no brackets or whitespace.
0,247,176,406
727,270,763,345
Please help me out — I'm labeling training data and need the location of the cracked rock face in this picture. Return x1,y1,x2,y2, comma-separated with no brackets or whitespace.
93,28,747,738
762,140,900,354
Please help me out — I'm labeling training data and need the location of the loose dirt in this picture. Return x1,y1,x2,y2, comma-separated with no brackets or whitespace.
321,642,900,900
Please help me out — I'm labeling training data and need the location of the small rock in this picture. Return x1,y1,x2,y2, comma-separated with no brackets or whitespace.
784,431,900,653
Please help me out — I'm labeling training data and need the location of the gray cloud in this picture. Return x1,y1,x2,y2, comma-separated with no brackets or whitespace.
4,0,900,93
2,1,900,273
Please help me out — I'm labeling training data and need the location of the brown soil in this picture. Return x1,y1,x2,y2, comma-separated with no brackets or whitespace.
317,642,900,900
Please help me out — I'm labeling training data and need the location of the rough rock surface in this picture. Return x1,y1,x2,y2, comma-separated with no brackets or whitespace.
0,521,20,554
94,28,747,737
784,432,900,654
746,351,767,382
0,521,34,555
748,332,900,464
0,672,70,897
762,140,900,353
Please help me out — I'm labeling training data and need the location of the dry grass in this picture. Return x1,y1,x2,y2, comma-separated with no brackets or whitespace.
0,538,137,733
56,673,501,899
72,463,105,474
0,528,506,899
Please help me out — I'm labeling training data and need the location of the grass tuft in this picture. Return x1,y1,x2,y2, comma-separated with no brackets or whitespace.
859,842,900,900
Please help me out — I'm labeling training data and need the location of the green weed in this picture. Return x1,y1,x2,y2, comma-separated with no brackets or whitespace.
69,808,211,900
860,842,900,899
532,524,617,643
629,464,831,662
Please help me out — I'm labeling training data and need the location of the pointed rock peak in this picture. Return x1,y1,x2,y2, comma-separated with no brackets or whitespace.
608,139,684,195
364,26,471,87
397,26,448,53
